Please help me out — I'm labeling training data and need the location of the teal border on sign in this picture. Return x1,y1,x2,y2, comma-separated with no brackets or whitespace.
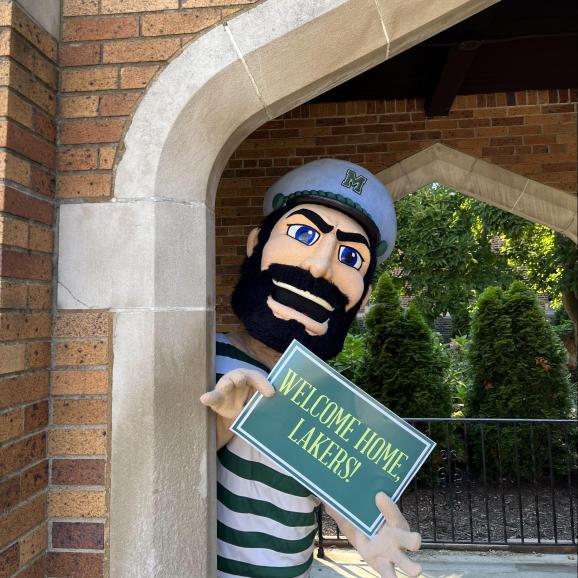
231,340,436,537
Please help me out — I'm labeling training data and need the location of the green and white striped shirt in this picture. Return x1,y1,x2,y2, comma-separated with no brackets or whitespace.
216,334,320,578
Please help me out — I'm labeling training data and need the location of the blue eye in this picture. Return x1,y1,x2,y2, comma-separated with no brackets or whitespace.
287,224,320,246
338,245,363,270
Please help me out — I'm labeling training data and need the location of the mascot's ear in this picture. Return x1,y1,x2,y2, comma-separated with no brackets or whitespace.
360,286,372,311
246,227,260,257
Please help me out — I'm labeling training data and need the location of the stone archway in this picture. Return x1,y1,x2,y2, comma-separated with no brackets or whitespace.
378,143,577,241
56,1,502,575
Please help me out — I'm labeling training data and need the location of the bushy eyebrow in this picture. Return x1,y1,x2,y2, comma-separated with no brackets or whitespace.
287,208,333,234
336,230,370,249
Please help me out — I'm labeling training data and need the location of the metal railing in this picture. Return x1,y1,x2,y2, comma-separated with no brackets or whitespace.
317,418,577,553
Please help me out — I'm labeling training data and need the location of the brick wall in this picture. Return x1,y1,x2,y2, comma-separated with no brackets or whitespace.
215,90,577,331
0,1,57,576
45,311,111,578
58,0,261,199
55,1,261,576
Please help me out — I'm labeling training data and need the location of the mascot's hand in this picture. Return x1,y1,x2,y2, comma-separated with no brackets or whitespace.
326,492,422,578
200,369,275,449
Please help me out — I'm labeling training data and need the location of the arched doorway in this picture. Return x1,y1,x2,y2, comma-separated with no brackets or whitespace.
378,143,577,240
55,1,524,575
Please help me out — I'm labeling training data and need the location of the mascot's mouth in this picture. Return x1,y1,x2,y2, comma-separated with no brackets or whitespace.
271,280,334,323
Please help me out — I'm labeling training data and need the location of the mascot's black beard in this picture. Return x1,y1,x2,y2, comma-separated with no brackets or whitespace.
231,257,362,361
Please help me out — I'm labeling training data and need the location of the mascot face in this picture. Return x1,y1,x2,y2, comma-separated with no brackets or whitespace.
261,203,370,334
232,203,372,360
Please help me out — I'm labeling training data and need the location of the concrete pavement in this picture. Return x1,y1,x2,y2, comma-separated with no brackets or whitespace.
311,547,577,577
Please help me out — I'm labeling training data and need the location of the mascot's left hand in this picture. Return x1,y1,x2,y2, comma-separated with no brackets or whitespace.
325,492,422,578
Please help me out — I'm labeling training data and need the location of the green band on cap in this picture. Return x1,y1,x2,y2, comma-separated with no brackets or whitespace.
375,240,388,257
272,193,286,211
280,190,376,226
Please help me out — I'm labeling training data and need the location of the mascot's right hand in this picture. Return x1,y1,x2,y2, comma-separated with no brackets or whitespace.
200,369,275,421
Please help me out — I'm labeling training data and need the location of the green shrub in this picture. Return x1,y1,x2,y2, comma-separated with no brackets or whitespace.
355,273,452,419
445,335,471,417
329,333,365,382
465,282,574,480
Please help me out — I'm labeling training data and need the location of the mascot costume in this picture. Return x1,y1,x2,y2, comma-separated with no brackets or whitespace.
201,159,422,578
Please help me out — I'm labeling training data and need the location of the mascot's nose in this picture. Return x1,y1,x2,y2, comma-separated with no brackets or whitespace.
299,235,336,280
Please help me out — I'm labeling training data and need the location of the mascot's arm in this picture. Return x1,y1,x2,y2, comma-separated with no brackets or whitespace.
200,369,275,450
324,492,422,578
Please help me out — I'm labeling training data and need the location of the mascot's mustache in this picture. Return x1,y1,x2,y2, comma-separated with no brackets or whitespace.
232,253,359,360
264,264,349,322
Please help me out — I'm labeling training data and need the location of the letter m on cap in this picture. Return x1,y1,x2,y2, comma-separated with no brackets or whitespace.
341,169,367,194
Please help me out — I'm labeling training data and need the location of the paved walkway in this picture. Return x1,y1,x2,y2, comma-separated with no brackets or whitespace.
311,547,577,577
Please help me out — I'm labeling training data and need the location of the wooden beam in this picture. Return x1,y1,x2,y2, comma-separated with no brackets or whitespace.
425,41,482,117
425,8,497,117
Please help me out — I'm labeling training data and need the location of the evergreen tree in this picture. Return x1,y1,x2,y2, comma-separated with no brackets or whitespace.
504,281,572,419
465,286,515,417
466,282,572,419
355,274,452,419
465,282,574,480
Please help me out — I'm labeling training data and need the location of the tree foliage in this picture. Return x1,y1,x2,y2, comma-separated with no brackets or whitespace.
380,183,577,339
355,273,452,419
464,281,574,479
466,281,572,419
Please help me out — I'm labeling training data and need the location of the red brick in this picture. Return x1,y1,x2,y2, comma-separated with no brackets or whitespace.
59,148,98,171
57,174,112,199
541,104,575,114
0,313,51,341
60,43,101,67
63,16,138,42
99,92,139,116
542,161,576,172
51,459,105,486
61,68,118,92
0,251,52,281
0,543,19,576
30,166,54,198
0,494,44,548
54,340,109,366
63,0,99,17
33,110,57,143
141,9,220,36
52,523,104,550
523,134,558,145
98,146,116,169
21,460,48,500
27,341,51,369
47,552,103,578
51,370,109,396
52,400,107,425
0,433,46,478
15,555,45,578
0,372,49,410
61,95,99,118
60,119,125,144
492,116,524,126
0,409,23,445
120,65,158,88
0,476,20,513
27,285,51,311
24,401,49,433
57,313,112,339
102,37,180,64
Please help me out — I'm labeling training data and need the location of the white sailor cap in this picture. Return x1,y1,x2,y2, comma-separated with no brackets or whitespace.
263,159,396,262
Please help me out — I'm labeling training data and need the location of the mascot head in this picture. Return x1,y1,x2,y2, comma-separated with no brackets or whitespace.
232,159,396,360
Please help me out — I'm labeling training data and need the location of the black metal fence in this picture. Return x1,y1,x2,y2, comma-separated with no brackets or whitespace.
317,418,577,551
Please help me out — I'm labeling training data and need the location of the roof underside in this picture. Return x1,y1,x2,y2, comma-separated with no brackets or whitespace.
312,0,578,116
